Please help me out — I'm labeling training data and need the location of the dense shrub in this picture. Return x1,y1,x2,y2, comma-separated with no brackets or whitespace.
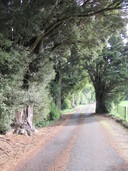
83,84,95,103
32,87,52,124
75,91,87,105
0,35,28,133
0,35,55,133
0,107,14,134
49,102,60,121
62,99,72,109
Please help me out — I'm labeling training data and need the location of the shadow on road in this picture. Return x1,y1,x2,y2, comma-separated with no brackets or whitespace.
61,112,98,127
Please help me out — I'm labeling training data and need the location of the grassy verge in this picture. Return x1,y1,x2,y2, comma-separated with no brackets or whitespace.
111,101,128,122
61,108,75,115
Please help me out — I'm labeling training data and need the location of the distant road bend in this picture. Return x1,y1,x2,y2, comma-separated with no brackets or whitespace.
15,104,128,171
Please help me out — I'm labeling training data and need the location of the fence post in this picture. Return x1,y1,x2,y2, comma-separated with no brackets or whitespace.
126,107,128,120
124,106,127,119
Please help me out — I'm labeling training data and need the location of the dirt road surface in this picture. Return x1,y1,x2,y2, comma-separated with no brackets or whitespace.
15,104,128,171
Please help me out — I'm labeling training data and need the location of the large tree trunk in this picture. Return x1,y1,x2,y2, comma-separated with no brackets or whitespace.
95,90,108,114
56,74,62,118
25,105,33,130
56,72,62,111
57,94,61,111
55,67,62,114
71,94,75,108
14,104,34,136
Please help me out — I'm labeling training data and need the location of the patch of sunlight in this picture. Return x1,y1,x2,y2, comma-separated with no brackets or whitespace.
100,121,112,130
119,101,128,107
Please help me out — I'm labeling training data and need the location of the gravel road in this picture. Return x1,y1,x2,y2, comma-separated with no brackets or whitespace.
15,104,128,171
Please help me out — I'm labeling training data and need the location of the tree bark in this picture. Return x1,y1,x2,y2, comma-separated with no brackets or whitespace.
56,72,62,112
25,104,33,130
14,105,34,136
16,109,24,124
95,91,108,114
71,94,75,108
54,57,62,111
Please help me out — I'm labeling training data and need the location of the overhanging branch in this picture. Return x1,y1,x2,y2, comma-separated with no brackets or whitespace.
29,0,124,53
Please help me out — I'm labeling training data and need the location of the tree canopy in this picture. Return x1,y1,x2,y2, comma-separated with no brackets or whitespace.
0,0,128,133
83,34,128,113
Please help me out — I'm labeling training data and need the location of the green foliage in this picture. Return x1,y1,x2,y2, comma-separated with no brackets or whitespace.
32,87,52,124
74,84,95,106
36,120,54,128
0,81,16,133
0,35,29,133
61,108,75,115
49,102,60,121
75,91,86,105
36,101,60,127
0,35,55,132
83,31,128,113
0,0,127,131
62,99,72,110
125,89,128,100
0,106,14,133
83,84,95,103
75,92,81,105
23,56,55,124
111,101,128,122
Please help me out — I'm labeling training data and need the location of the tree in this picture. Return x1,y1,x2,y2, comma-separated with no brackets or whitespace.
0,34,29,133
50,5,126,110
50,44,89,113
83,33,128,113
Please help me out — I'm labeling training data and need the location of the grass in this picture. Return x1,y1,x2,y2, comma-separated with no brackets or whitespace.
114,101,128,122
61,108,75,115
